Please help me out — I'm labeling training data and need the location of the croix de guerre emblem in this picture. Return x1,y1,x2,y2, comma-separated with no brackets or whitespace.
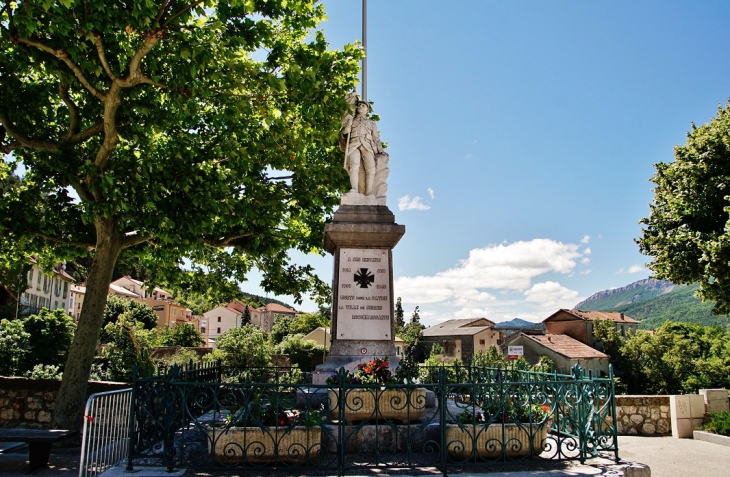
354,268,375,288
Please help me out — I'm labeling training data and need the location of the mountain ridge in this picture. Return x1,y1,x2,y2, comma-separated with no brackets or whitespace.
575,279,730,329
575,278,675,310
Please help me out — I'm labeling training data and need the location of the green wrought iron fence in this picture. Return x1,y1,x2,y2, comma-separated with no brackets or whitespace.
126,363,618,475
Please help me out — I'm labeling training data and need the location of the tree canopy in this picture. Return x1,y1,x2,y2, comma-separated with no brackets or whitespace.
0,0,361,429
638,102,730,315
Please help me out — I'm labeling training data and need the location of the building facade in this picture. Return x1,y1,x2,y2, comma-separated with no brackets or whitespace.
19,260,75,316
543,309,639,348
421,318,503,362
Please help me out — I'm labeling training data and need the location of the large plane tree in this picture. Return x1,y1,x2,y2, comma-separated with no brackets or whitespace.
0,0,361,430
639,102,730,315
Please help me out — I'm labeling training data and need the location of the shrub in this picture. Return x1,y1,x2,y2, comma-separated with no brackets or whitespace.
700,411,730,437
161,348,202,368
156,323,204,347
275,334,324,372
23,308,75,370
0,318,30,376
103,315,156,381
24,364,62,380
215,325,271,368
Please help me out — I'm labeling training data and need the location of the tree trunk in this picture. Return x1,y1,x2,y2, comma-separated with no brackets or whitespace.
51,217,122,431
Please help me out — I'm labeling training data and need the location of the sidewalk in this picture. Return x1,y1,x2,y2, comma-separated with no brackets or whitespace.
3,435,730,477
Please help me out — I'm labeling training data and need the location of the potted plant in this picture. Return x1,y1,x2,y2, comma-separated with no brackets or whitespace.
446,401,551,460
326,357,427,424
207,392,324,465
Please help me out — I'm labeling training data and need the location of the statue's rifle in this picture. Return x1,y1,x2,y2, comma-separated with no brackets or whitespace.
343,115,353,168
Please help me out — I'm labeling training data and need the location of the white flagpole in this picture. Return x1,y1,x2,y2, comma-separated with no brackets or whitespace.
362,0,367,103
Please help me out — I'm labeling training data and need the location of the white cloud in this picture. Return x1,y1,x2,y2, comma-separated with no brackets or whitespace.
581,257,590,265
581,235,591,244
427,188,435,200
464,153,474,159
398,195,430,211
394,238,587,316
617,264,646,274
524,281,579,305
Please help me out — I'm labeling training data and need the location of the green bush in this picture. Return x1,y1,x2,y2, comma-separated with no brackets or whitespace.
160,348,202,368
215,325,271,368
103,295,158,332
156,323,203,347
275,334,323,372
0,318,29,376
24,364,62,380
699,411,730,437
103,315,156,381
23,308,75,370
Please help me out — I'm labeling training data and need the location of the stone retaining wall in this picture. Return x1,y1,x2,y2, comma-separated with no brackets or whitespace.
0,377,129,429
616,395,671,436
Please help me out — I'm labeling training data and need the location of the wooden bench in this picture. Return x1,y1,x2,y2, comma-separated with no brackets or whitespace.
0,429,77,473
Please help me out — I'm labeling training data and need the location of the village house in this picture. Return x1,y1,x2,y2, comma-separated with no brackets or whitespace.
421,318,504,362
542,309,639,348
501,332,610,375
19,258,75,316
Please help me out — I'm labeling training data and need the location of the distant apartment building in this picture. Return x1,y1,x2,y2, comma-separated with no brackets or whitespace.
19,258,75,316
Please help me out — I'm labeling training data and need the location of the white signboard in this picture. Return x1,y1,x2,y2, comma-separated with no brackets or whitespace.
507,345,524,360
336,248,391,340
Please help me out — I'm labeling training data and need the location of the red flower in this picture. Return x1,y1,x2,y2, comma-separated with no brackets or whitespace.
542,405,550,412
280,419,285,425
364,366,372,373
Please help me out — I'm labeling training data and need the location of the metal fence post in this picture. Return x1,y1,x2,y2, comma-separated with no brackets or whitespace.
439,367,448,477
126,365,138,472
609,364,619,462
338,367,345,477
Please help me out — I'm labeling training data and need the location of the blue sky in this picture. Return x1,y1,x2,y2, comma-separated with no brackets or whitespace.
244,0,730,326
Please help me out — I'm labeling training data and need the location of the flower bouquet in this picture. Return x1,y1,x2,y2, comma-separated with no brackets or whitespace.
327,357,427,424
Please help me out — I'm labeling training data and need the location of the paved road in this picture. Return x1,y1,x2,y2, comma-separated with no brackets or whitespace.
618,435,730,477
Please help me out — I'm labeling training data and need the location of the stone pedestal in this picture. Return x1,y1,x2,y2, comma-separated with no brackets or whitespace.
313,205,405,383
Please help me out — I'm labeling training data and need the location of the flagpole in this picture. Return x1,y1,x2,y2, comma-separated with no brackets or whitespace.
362,0,367,102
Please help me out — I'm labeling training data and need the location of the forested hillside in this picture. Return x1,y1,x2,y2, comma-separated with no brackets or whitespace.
576,279,730,330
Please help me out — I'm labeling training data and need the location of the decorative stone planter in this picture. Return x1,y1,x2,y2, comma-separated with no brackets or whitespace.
207,426,321,464
445,423,548,460
328,388,427,424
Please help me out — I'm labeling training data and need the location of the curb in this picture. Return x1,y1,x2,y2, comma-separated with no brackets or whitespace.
693,430,730,447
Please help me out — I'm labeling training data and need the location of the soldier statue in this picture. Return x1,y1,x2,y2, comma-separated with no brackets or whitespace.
340,95,389,198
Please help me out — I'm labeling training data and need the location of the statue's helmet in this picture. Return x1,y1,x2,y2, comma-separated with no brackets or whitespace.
356,100,370,111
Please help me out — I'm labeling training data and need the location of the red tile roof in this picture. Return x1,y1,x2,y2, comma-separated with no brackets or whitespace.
520,333,609,359
226,300,249,314
544,309,638,324
259,303,296,314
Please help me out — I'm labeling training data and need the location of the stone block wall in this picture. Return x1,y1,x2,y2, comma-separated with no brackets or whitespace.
615,395,671,436
700,388,730,414
0,377,129,429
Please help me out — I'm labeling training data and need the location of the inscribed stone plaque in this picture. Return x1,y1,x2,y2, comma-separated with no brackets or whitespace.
336,248,391,340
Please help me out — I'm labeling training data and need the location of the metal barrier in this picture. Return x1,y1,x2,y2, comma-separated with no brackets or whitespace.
79,388,133,477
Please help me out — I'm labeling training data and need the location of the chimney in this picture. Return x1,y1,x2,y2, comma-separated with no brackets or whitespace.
620,313,624,320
